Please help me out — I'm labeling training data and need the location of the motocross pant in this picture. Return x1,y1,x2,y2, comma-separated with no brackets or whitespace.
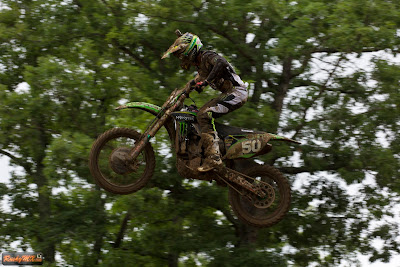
197,84,248,133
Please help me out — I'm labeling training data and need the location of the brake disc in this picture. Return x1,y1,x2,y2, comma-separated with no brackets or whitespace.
109,147,140,175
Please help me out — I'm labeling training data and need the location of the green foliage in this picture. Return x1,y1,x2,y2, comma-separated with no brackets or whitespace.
0,0,399,266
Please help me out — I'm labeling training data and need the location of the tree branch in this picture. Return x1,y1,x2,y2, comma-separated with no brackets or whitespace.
113,211,131,249
249,19,268,49
290,54,345,139
0,149,32,175
208,26,257,66
140,11,257,66
72,0,82,9
280,163,345,175
113,40,153,72
290,53,312,79
313,47,392,54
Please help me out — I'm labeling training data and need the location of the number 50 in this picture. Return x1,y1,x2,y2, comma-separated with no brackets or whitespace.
242,140,262,154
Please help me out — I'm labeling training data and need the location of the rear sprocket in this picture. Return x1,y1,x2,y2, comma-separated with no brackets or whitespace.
228,165,291,227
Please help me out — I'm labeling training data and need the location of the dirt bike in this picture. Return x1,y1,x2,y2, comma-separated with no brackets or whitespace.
89,84,300,227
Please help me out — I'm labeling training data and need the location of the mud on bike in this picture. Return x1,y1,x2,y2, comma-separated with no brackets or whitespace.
89,84,300,227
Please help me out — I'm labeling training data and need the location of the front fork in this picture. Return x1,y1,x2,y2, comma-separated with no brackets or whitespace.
129,90,188,161
128,109,172,160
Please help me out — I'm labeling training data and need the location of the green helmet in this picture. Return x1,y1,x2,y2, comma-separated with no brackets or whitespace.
162,30,203,63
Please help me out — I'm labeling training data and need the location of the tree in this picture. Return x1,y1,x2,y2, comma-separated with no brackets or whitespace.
0,0,399,266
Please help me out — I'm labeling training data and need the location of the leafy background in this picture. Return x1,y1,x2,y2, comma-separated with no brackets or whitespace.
0,0,399,266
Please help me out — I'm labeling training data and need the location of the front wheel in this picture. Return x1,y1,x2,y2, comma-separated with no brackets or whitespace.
89,128,156,195
228,165,291,227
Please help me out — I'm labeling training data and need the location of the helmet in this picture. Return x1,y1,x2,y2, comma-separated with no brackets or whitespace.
162,30,203,68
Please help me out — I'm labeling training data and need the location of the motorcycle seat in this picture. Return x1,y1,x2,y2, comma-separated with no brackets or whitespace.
214,122,265,138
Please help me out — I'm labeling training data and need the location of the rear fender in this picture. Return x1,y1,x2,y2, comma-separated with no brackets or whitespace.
224,133,300,159
268,133,301,144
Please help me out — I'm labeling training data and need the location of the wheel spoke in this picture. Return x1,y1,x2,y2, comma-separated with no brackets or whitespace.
228,165,291,227
89,128,155,195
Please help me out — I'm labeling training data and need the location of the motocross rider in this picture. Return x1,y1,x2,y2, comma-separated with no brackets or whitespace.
162,30,248,172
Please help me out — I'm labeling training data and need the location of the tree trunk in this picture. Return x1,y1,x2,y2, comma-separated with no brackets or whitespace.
272,57,293,122
35,125,55,263
232,159,260,248
250,63,265,104
168,253,179,267
92,187,106,265
36,179,55,263
238,224,258,248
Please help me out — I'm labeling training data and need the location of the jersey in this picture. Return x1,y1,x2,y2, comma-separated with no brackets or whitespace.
194,51,245,93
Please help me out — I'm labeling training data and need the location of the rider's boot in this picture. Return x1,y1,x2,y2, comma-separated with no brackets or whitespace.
198,131,222,172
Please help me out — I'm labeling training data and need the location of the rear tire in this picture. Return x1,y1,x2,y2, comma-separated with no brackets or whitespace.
228,165,291,227
89,128,155,194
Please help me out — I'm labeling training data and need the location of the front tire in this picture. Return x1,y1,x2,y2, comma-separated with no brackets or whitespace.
229,165,291,227
89,128,156,195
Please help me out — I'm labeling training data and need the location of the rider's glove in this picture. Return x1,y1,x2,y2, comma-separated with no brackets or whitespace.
194,80,208,93
188,79,197,92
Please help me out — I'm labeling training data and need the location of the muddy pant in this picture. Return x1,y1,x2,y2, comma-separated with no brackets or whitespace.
198,86,248,133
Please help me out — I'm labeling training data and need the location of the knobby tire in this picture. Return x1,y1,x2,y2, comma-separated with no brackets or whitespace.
89,128,156,195
228,165,291,227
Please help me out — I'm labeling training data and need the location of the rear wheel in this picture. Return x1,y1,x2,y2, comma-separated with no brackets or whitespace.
89,128,155,194
228,165,291,227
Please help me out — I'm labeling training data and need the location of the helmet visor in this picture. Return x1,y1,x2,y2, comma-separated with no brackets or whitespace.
161,42,187,59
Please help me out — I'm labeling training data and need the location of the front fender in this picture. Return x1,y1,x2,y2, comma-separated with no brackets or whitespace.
115,102,162,116
115,101,176,146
